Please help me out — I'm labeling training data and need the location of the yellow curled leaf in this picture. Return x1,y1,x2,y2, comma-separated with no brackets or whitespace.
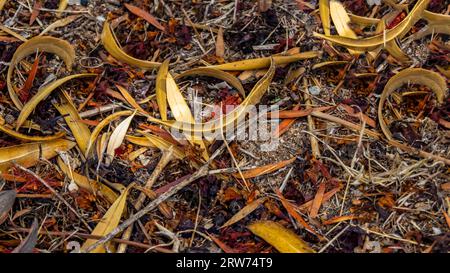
378,68,447,140
57,157,118,204
319,0,331,36
0,139,75,173
81,186,130,253
385,39,410,63
0,123,65,142
85,110,133,157
314,0,430,50
54,92,91,154
101,22,161,69
436,66,450,79
105,112,136,166
330,0,362,55
166,73,209,160
16,74,96,130
312,60,348,70
348,13,380,27
7,36,75,110
175,67,246,98
40,15,80,36
248,221,315,253
156,59,169,120
207,51,319,71
423,10,450,25
125,135,156,148
405,23,450,42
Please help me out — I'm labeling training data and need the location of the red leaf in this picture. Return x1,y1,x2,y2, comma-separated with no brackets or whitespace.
30,1,42,26
124,3,166,32
18,53,40,103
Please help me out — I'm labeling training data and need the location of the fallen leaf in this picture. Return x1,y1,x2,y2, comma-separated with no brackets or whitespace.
124,3,165,32
105,112,136,166
234,157,296,179
12,218,39,253
0,190,16,225
221,197,267,228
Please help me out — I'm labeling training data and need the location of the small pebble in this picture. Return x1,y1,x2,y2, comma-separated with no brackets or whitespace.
308,86,321,96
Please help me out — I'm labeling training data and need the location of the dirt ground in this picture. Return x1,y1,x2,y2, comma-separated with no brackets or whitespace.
0,0,449,253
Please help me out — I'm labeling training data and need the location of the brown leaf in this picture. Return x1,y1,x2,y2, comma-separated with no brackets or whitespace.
234,157,296,179
215,27,225,58
29,0,42,26
309,183,326,218
124,3,165,32
258,0,272,12
221,197,266,228
12,218,39,253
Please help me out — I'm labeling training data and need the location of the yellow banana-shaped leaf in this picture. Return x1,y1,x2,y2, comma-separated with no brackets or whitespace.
207,51,319,71
0,123,65,142
16,73,96,130
80,186,130,253
7,36,75,110
101,22,161,69
105,112,136,166
248,221,315,253
330,0,362,55
319,0,331,36
0,139,75,173
85,110,133,157
378,68,447,140
54,92,91,154
125,135,156,148
314,0,430,50
156,59,170,120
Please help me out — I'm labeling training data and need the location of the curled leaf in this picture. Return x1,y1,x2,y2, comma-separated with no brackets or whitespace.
0,139,75,173
155,59,169,120
248,221,315,253
16,73,96,130
378,68,447,140
101,22,161,69
207,51,319,71
54,92,91,154
175,67,246,98
0,124,65,142
7,36,75,110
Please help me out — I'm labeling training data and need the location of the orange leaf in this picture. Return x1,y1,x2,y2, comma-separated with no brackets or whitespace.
443,209,450,229
29,0,42,26
234,157,296,179
299,185,342,211
208,234,239,253
276,190,322,238
270,105,334,119
124,3,165,32
322,215,358,225
18,53,40,103
273,103,300,137
309,183,326,218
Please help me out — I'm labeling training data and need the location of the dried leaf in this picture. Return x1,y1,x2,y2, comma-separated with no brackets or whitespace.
86,110,133,157
215,27,225,57
0,123,65,142
105,112,136,166
221,197,267,228
54,92,91,154
330,0,363,55
29,0,42,25
309,183,326,218
57,157,118,204
319,0,330,36
234,157,296,179
322,215,358,225
141,132,185,159
248,220,315,253
124,3,165,32
155,59,169,120
0,190,16,225
0,139,75,173
115,84,147,114
7,36,75,110
58,0,68,13
208,51,319,71
101,22,161,69
12,218,39,253
0,0,6,11
125,135,156,148
378,68,447,140
314,0,430,49
80,187,130,253
17,52,40,103
16,73,96,130
40,15,79,36
176,67,246,98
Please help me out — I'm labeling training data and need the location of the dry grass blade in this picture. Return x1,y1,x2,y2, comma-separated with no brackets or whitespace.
80,187,130,253
248,221,315,253
101,22,161,69
0,139,75,173
16,73,96,130
221,197,267,228
54,92,91,154
7,36,75,110
0,190,16,225
155,59,169,120
105,112,136,166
